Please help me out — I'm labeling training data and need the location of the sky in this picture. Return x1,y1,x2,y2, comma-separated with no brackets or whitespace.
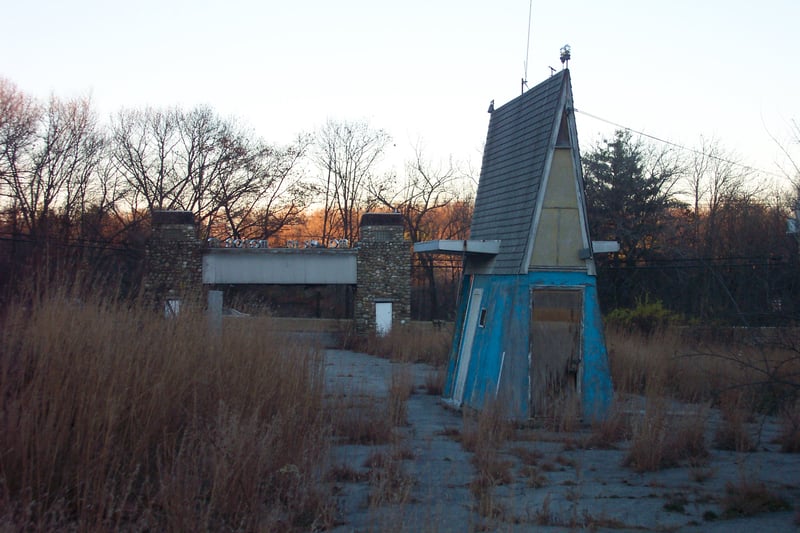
2,0,799,185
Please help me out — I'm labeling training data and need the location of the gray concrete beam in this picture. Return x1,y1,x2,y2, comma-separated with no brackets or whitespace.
202,249,357,285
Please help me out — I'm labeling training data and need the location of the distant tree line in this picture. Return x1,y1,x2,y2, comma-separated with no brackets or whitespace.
0,78,474,309
2,77,799,324
585,130,800,326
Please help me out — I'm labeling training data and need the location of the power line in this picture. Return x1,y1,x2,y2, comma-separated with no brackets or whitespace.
0,233,138,253
574,108,787,179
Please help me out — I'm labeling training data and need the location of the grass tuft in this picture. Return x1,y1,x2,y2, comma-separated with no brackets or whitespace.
388,364,414,427
721,476,792,518
459,400,515,518
623,398,708,472
423,368,446,396
583,401,630,449
713,391,756,452
776,401,800,453
365,448,415,507
329,396,394,445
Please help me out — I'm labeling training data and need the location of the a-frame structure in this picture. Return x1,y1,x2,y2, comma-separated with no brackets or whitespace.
415,69,614,420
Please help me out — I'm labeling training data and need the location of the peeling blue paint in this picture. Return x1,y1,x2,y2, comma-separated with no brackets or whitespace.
444,271,613,421
440,69,614,422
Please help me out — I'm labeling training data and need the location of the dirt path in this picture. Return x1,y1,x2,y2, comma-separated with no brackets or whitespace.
323,349,799,532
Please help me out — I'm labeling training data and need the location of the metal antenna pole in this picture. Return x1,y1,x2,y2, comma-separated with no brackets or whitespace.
522,0,532,94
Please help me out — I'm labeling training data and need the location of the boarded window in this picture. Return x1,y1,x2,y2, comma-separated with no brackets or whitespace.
530,289,583,417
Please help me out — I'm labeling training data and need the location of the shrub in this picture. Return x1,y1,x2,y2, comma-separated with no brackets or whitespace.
606,296,682,336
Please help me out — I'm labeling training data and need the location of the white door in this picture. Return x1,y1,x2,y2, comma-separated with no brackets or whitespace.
375,302,392,336
452,288,483,405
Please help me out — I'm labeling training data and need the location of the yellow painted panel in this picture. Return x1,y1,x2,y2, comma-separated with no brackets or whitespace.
557,208,584,267
543,150,579,209
530,148,586,269
530,209,558,265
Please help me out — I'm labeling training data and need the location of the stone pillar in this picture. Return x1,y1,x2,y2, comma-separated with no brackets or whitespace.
143,210,203,312
355,213,411,336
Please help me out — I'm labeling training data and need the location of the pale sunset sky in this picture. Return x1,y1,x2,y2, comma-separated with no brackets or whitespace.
2,0,798,183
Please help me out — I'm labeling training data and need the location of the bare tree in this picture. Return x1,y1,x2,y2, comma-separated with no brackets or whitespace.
685,137,760,256
176,106,244,223
110,107,182,213
779,120,800,232
0,82,104,238
0,78,40,233
212,136,312,241
111,105,284,236
369,144,473,318
313,119,390,244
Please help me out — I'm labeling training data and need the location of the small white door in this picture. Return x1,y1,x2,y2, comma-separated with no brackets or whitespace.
375,302,392,336
165,299,181,318
452,288,483,405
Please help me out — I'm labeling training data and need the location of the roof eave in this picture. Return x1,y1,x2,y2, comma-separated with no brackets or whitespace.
413,239,501,256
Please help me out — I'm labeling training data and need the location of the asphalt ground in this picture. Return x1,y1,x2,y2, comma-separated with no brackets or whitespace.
323,349,800,532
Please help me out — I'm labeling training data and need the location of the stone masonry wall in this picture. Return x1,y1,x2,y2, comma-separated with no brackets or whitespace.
355,213,411,335
143,210,411,334
143,211,203,310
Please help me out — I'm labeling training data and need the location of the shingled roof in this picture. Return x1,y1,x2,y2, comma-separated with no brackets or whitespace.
469,69,572,275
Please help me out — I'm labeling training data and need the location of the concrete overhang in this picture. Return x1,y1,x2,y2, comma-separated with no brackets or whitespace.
413,239,501,255
579,241,620,259
203,248,358,284
579,241,621,259
592,241,620,254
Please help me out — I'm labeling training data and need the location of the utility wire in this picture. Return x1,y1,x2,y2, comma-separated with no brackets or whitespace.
574,108,787,179
0,233,137,253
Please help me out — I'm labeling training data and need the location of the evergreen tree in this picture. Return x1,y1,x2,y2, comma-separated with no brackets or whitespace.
583,130,684,266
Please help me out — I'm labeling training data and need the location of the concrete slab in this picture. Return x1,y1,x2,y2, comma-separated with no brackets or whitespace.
323,349,800,532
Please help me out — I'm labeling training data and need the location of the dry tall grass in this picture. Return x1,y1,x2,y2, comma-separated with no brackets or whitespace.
460,401,515,518
622,373,709,473
721,475,792,518
714,391,756,452
356,322,453,366
0,289,333,531
606,326,800,412
778,401,800,453
388,364,414,427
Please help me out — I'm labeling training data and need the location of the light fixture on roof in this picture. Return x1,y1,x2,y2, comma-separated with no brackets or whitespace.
560,45,571,68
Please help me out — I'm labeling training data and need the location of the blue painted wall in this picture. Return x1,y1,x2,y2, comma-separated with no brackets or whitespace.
444,271,613,421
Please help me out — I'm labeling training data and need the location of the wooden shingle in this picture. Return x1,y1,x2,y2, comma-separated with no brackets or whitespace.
469,70,569,274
